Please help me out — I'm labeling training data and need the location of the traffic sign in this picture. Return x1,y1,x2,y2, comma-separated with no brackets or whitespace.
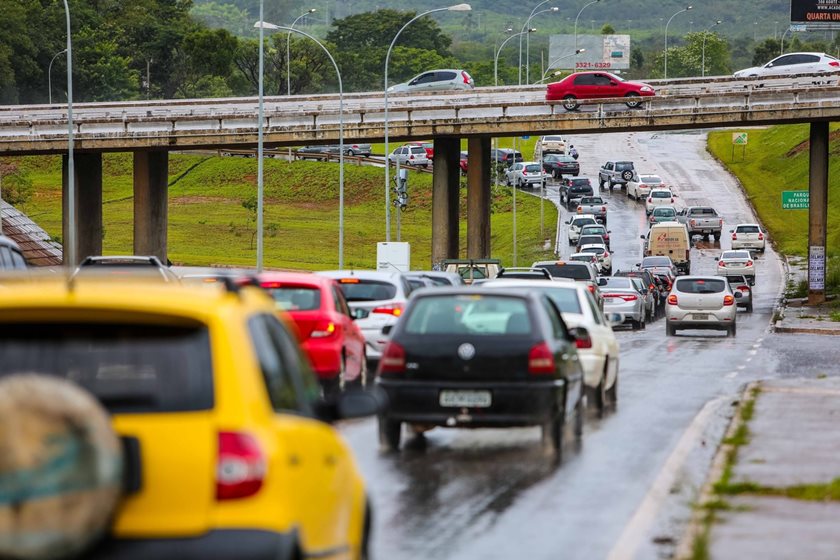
732,132,748,145
782,190,809,209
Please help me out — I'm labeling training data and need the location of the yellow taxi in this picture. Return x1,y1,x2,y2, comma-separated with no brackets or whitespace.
0,276,376,559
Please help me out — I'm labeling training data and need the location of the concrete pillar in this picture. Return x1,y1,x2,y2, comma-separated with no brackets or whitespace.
807,121,829,305
62,153,103,265
133,151,169,261
431,137,461,267
467,137,491,259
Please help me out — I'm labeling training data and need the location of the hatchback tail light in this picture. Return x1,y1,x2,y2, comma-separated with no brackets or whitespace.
372,304,403,316
577,207,583,214
723,295,735,306
587,284,595,294
830,61,840,67
737,285,751,292
648,198,653,203
601,206,606,213
217,432,266,501
732,233,737,240
689,219,696,227
746,260,754,267
605,293,637,301
574,328,593,349
667,294,678,305
758,232,764,240
462,70,472,84
718,261,726,267
311,320,336,338
409,154,415,160
528,342,556,374
380,341,406,374
719,219,723,227
671,198,674,203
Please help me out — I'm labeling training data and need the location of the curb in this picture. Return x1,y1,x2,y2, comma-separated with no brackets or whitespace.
773,325,840,335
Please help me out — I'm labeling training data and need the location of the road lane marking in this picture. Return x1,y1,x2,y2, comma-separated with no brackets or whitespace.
606,396,728,560
725,371,738,379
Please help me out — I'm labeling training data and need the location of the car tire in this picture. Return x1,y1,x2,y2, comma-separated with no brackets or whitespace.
631,319,641,331
714,232,721,241
606,368,618,404
621,170,634,182
378,416,402,451
346,149,356,157
666,323,676,336
361,498,373,560
562,95,579,111
541,412,564,458
573,394,584,439
591,370,607,415
746,302,754,313
624,92,642,108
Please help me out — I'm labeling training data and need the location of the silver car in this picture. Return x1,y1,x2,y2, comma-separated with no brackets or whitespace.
599,276,646,330
389,145,430,167
388,69,475,93
665,276,740,337
505,162,548,188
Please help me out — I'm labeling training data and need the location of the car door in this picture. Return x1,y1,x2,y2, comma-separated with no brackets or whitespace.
572,73,597,98
796,53,822,74
430,70,457,91
766,54,797,75
591,73,616,98
410,71,438,91
333,285,365,380
539,296,583,423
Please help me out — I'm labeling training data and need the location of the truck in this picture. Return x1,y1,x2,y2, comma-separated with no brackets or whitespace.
598,161,636,191
676,206,723,240
575,196,608,224
443,258,502,284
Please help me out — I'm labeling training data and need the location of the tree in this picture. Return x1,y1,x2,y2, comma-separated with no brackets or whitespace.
650,31,731,78
601,24,616,35
232,35,337,96
753,39,781,65
0,162,33,206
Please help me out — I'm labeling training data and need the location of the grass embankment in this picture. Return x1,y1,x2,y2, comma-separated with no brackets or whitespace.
12,152,556,270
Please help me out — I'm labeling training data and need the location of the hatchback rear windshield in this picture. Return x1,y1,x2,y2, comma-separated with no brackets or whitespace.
676,278,726,294
410,147,426,155
404,295,532,336
336,279,397,301
642,256,672,267
264,286,322,311
578,235,604,244
652,207,676,216
736,225,760,233
571,218,596,227
0,322,213,413
651,191,672,198
535,263,592,280
525,164,542,172
570,185,593,193
642,176,662,184
601,277,634,289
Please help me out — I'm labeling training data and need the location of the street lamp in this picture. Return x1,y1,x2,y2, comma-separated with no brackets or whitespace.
48,48,66,105
701,20,722,78
495,30,534,86
664,5,692,79
519,0,553,85
538,49,585,83
384,3,471,242
255,21,346,268
780,27,791,55
526,6,558,83
574,0,600,57
61,0,75,268
287,8,317,96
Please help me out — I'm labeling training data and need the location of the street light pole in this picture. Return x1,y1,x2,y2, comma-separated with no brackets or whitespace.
780,27,791,55
48,48,66,105
62,0,75,268
519,0,551,85
256,0,265,272
538,48,585,83
384,4,471,242
287,8,317,96
701,20,722,78
664,5,692,79
574,0,600,58
526,6,558,83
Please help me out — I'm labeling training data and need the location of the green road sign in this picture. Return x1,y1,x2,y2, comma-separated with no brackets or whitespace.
732,132,748,145
782,190,809,209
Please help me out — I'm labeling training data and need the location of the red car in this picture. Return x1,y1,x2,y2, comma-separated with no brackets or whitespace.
459,151,468,174
258,272,366,394
545,71,655,111
407,141,434,159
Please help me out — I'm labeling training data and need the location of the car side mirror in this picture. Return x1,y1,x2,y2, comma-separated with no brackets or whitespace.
714,257,720,261
351,308,370,320
766,63,773,68
313,386,387,423
610,81,617,86
598,277,608,286
604,312,624,327
640,235,646,240
635,263,641,267
734,291,743,299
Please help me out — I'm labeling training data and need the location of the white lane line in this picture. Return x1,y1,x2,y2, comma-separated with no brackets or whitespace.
606,396,728,560
738,365,747,370
745,357,753,363
749,349,758,356
726,371,738,379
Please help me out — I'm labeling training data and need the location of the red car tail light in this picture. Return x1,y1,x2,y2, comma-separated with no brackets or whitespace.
648,198,653,203
830,61,840,67
689,219,696,227
217,432,266,501
746,260,754,267
668,294,678,305
462,70,472,84
528,342,555,374
380,341,406,374
601,206,606,213
718,261,726,267
719,219,723,227
671,198,674,203
758,232,764,240
737,285,750,292
587,284,595,294
732,233,737,240
409,154,415,160
311,320,336,338
723,295,735,306
604,293,637,301
372,304,404,316
574,328,592,349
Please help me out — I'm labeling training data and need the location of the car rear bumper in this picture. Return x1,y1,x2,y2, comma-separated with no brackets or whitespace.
603,301,643,323
666,308,737,327
377,378,566,427
88,529,297,560
731,240,765,250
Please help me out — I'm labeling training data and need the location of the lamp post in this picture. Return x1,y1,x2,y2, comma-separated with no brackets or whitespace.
780,27,791,55
526,6,558,83
255,21,345,268
287,8,317,96
574,0,600,55
538,48,585,83
48,48,67,105
61,0,75,268
384,4,471,242
519,0,552,85
664,5,692,79
701,20,722,78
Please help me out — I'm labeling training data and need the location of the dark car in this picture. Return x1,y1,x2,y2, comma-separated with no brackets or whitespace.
0,236,27,270
542,154,580,178
546,71,655,110
491,148,524,167
376,288,584,456
560,178,595,209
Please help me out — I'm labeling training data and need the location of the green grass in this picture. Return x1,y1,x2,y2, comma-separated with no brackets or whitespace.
707,124,840,257
9,153,556,270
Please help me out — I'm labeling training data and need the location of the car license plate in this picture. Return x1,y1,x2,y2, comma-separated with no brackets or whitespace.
692,313,710,320
701,230,711,234
439,390,492,408
604,297,615,303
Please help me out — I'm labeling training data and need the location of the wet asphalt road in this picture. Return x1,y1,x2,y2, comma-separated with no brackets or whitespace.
340,130,832,560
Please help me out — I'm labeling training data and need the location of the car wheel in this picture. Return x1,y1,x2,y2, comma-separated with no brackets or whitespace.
541,412,564,458
606,367,618,404
378,416,402,451
625,92,642,108
714,232,721,241
746,302,754,313
631,319,641,331
573,395,584,439
621,170,634,182
346,149,356,157
562,95,579,111
640,316,646,330
666,323,676,336
591,370,607,415
730,322,737,337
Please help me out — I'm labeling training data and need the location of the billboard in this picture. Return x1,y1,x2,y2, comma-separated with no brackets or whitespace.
791,0,840,29
548,34,631,71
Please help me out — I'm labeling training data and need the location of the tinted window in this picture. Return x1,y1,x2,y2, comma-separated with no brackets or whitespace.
676,278,726,294
642,257,672,267
525,164,542,172
601,277,633,289
642,176,662,184
578,235,605,245
568,178,591,187
722,251,751,259
570,217,597,227
410,147,426,155
772,55,796,66
691,208,716,215
264,286,322,311
652,207,676,216
544,136,564,141
581,246,604,255
736,225,760,233
615,163,634,170
436,71,457,81
652,191,672,198
404,294,532,336
574,74,595,85
414,72,436,84
0,322,213,413
335,279,398,301
248,315,301,412
535,263,592,280
592,74,612,86
408,278,427,291
538,286,583,314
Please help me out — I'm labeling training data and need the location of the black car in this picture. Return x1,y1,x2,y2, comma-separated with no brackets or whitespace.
542,154,580,178
490,148,524,167
375,288,584,456
559,177,594,208
0,236,27,271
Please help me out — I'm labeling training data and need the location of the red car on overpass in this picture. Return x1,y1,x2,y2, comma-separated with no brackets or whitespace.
546,71,655,111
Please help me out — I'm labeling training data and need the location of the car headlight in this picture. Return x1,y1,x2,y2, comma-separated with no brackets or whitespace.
640,86,653,92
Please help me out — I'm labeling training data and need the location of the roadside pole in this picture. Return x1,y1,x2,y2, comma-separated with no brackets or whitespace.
807,122,828,305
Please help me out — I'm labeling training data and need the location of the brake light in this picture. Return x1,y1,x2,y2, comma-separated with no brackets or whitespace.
719,219,723,226
380,341,406,374
830,61,840,67
668,294,678,305
718,261,726,267
462,70,471,84
758,232,764,240
737,285,750,292
574,328,593,349
528,342,556,374
311,320,336,338
373,304,403,316
409,154,414,160
649,284,655,291
577,207,583,214
732,233,737,240
746,260,753,267
605,293,637,301
671,198,674,203
648,198,653,203
587,284,595,294
217,432,266,501
723,295,735,306
601,206,606,213
690,219,696,227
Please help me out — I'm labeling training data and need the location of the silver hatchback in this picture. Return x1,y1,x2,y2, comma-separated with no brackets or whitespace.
665,276,740,336
388,69,475,93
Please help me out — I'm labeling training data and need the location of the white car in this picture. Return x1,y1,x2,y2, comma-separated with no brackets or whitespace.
567,214,598,245
730,223,766,252
569,252,601,271
734,52,840,78
387,69,474,93
627,174,664,201
505,161,548,188
715,250,755,284
481,279,621,412
534,135,567,158
389,145,430,167
578,243,612,275
645,188,677,215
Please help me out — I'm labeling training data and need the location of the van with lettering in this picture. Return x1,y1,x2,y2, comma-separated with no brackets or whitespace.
641,222,691,275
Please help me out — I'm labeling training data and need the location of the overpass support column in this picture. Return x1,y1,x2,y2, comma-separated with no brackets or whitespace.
133,151,169,261
62,153,103,265
467,137,491,259
431,137,461,267
807,122,829,305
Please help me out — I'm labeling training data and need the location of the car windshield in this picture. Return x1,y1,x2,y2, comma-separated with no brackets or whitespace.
410,147,425,155
722,251,751,260
336,279,398,301
535,263,591,280
642,176,663,184
651,191,671,198
404,295,532,336
264,286,322,311
736,225,761,233
676,278,726,294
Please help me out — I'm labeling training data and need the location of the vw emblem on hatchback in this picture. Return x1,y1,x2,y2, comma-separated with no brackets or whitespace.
457,343,476,361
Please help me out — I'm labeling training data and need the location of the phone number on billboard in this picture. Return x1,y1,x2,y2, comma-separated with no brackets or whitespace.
575,62,612,69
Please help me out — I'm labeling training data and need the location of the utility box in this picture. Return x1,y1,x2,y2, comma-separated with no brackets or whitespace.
377,242,410,272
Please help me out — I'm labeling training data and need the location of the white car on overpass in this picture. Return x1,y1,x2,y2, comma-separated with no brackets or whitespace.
734,52,840,78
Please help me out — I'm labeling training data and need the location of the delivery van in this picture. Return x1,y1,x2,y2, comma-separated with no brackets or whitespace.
641,222,691,275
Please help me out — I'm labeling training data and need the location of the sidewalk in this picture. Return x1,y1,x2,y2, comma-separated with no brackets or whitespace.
774,298,840,335
684,379,840,559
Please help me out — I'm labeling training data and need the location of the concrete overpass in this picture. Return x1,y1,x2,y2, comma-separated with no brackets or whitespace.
0,74,836,301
